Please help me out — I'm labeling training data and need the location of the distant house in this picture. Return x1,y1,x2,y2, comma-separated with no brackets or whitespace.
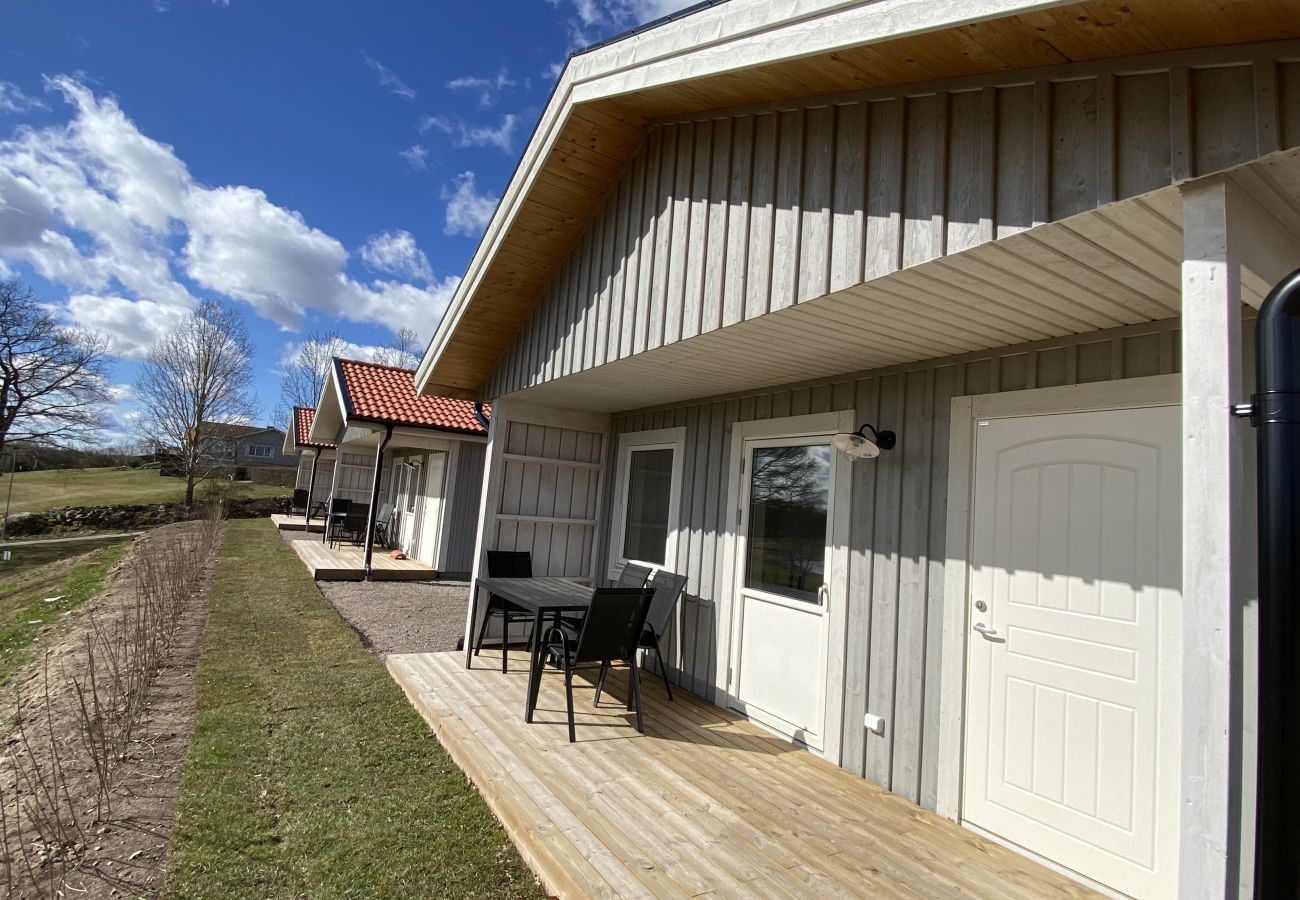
307,358,490,577
202,422,296,478
281,406,337,519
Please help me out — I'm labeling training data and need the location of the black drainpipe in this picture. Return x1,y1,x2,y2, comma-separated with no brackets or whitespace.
473,401,490,431
1239,267,1300,897
362,424,395,580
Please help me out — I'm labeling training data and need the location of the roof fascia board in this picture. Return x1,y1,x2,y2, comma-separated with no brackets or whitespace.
415,0,1071,393
307,366,348,444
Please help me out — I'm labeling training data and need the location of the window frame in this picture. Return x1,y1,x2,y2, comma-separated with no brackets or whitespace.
607,426,685,579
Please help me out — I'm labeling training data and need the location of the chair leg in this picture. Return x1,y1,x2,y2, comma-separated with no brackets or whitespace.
473,601,494,657
594,661,610,705
501,616,509,673
564,667,576,743
629,660,644,734
651,632,673,701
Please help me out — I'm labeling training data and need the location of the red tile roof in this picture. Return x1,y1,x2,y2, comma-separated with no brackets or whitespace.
292,406,336,449
336,359,489,435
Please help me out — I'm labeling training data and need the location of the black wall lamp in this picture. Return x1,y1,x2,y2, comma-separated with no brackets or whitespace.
831,424,896,459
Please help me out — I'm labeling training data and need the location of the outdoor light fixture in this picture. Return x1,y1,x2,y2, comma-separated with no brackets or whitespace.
831,424,896,459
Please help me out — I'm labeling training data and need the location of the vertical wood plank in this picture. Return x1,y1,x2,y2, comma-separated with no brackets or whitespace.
1097,73,1117,205
798,104,834,304
770,108,805,312
702,117,732,335
648,124,679,351
664,120,695,346
682,120,713,341
829,101,867,291
865,98,905,279
1169,66,1192,182
723,115,754,328
745,112,778,321
635,128,664,356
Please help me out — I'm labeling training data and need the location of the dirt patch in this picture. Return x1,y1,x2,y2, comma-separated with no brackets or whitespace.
1,520,221,898
277,529,468,658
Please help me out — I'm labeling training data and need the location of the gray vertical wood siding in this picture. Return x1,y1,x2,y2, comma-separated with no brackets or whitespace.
484,45,1299,400
598,319,1182,809
490,421,604,579
446,441,485,575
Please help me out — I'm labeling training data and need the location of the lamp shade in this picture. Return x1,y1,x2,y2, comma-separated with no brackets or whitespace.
831,424,896,459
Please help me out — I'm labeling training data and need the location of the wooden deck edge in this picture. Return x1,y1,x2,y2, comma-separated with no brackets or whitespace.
385,655,580,900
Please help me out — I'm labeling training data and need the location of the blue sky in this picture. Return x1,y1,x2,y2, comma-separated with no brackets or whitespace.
0,0,690,441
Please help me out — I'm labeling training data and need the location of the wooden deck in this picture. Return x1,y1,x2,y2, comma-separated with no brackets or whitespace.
290,538,436,581
388,651,1098,899
270,513,324,533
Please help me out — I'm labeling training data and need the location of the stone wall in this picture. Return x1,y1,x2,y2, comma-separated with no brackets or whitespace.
2,497,291,538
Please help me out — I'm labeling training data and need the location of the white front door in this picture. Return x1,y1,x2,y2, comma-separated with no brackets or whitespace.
728,435,837,750
417,452,446,566
961,405,1182,898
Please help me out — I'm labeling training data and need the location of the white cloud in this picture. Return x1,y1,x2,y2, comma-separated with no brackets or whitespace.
0,83,46,114
360,230,433,283
0,75,454,357
446,68,518,108
398,143,429,171
419,114,518,154
442,171,498,238
362,52,416,100
64,294,193,359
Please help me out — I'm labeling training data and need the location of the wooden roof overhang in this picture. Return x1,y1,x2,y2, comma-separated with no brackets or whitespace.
416,0,1300,398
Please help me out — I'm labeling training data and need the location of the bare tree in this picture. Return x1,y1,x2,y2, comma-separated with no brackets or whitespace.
370,326,422,370
0,278,113,455
135,300,257,505
272,329,348,424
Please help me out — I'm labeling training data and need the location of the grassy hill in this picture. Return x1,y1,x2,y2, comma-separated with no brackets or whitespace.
0,467,290,516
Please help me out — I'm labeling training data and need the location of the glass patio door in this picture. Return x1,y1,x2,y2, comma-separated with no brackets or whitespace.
728,435,835,750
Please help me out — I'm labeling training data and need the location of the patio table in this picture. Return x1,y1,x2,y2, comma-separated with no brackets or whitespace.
469,576,594,723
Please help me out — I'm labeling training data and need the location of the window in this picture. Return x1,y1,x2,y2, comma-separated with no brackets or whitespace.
610,427,685,574
744,444,831,603
247,444,273,459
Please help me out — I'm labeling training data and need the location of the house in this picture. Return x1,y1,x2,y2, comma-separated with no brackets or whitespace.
308,358,489,577
280,406,337,522
157,421,296,479
410,1,1300,896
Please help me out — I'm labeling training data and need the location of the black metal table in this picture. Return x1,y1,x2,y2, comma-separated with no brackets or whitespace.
468,576,594,722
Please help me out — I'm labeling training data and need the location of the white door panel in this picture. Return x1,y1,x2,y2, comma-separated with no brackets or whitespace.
729,436,836,751
962,405,1181,899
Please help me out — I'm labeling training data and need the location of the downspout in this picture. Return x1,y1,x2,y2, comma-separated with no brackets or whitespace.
304,450,320,527
1236,267,1300,897
362,425,395,580
473,401,490,431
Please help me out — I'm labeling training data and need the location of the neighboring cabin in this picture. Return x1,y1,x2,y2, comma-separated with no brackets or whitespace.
306,358,489,577
413,2,1300,897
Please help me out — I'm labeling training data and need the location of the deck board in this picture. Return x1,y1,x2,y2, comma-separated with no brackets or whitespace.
290,537,435,581
270,513,324,533
388,651,1100,900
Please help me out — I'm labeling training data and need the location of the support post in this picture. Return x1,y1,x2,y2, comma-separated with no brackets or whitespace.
362,426,393,579
1179,176,1262,898
323,443,344,545
465,406,504,652
303,450,320,527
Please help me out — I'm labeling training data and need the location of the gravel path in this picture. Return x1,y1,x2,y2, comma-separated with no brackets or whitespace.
279,530,469,657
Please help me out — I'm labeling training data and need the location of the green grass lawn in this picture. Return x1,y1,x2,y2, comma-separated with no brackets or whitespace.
0,537,130,684
0,467,290,515
165,519,541,899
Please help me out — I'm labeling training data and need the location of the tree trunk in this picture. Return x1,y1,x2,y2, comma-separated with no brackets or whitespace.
185,471,196,506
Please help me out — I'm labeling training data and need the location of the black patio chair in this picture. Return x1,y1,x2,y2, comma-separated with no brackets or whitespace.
291,488,309,513
339,507,369,546
325,497,352,546
595,569,686,703
473,551,536,673
542,586,655,742
374,502,395,548
561,562,651,633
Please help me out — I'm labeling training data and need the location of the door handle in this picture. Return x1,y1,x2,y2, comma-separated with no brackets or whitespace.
817,584,828,606
972,622,1006,643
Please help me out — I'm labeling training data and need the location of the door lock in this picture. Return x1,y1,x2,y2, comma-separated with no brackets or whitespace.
974,600,987,612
